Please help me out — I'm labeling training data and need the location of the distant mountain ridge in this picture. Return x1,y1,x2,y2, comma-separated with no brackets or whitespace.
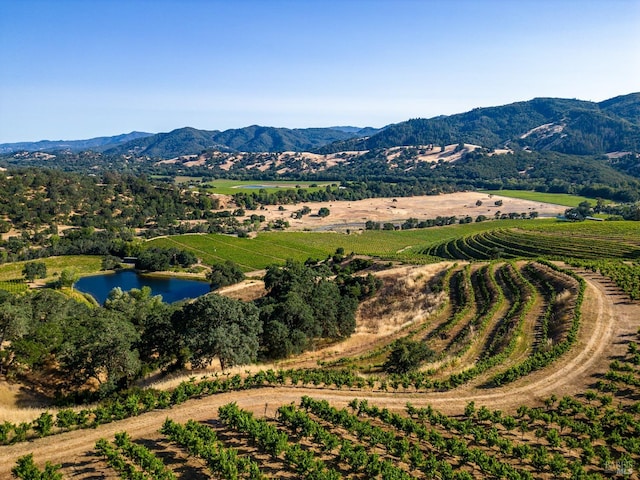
318,93,640,155
103,125,379,158
0,131,153,154
2,93,638,158
0,125,380,157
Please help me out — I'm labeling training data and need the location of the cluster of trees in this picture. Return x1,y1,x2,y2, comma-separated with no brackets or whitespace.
206,260,245,290
563,199,640,222
383,339,435,374
600,202,640,221
22,261,47,282
0,168,218,232
0,259,378,399
258,259,379,358
366,216,459,231
564,201,596,221
1,225,199,269
135,247,197,271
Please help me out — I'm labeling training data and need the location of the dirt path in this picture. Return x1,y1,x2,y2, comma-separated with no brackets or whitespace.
1,270,637,478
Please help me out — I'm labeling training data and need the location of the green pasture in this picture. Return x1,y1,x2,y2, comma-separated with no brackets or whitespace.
480,189,606,207
202,179,333,195
0,255,102,282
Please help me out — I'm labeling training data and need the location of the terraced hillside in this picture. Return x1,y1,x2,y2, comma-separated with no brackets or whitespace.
2,258,639,479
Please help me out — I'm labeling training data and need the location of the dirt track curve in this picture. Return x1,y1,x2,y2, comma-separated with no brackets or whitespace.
0,269,638,478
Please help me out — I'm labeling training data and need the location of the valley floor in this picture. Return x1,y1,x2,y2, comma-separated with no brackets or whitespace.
253,191,567,231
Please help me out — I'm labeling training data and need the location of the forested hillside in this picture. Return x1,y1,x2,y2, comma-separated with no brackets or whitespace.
319,94,640,155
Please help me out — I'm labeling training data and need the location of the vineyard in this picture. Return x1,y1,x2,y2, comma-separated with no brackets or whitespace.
2,218,640,478
146,220,640,271
9,341,640,480
420,229,640,261
3,255,639,479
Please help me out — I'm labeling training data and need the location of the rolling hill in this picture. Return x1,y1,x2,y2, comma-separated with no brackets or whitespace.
318,93,640,155
0,131,153,154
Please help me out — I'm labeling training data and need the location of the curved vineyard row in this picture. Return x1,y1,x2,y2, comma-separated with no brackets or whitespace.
10,327,640,479
489,261,585,386
24,344,639,480
441,263,504,360
568,259,640,300
421,228,640,261
426,265,475,344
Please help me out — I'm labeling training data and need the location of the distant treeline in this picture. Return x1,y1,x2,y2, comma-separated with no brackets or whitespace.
232,150,640,207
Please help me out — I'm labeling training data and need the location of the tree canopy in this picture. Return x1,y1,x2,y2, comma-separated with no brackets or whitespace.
173,294,261,370
383,338,435,374
207,260,245,290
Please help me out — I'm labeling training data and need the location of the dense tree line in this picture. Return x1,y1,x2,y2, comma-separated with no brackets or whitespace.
258,259,379,358
0,260,377,400
231,151,640,209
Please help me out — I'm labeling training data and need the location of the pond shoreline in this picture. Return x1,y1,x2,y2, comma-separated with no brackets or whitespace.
74,269,211,304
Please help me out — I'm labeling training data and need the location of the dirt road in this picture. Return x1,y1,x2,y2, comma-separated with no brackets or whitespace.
1,270,637,478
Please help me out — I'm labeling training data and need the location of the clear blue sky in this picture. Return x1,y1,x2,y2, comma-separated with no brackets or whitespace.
0,0,638,143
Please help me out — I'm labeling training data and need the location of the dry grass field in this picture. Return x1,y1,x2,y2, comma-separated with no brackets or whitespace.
254,191,566,231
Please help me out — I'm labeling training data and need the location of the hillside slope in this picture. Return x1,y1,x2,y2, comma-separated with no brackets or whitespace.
318,93,640,155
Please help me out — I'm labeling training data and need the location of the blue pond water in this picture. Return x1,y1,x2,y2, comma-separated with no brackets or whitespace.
74,270,210,304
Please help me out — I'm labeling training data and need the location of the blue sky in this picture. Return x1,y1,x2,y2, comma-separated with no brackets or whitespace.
0,0,638,143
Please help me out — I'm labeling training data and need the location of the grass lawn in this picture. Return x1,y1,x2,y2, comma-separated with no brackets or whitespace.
480,189,606,207
0,255,102,282
202,179,334,195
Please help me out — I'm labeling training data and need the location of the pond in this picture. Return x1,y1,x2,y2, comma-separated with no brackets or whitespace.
74,270,211,304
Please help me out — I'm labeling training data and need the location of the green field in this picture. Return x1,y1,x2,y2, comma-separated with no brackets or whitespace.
202,179,333,195
147,219,640,270
147,220,551,270
480,189,605,207
0,255,102,282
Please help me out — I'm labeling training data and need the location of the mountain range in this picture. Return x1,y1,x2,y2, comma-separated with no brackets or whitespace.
318,93,640,155
0,126,379,156
1,93,638,159
0,131,153,155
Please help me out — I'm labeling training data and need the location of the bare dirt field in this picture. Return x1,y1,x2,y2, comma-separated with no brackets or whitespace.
254,191,566,231
1,266,638,478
